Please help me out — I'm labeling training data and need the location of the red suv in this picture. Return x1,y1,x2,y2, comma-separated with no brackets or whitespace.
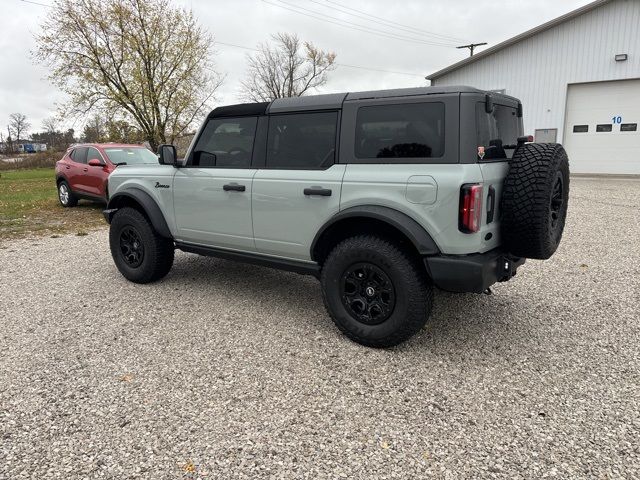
55,143,158,207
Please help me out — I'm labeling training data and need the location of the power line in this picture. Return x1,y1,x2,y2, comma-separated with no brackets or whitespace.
312,0,468,43
216,41,257,51
333,62,425,77
20,0,51,6
263,0,458,47
268,0,458,46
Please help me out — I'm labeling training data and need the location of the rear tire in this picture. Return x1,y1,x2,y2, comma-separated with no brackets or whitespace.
321,235,433,348
501,143,569,259
58,180,78,207
109,207,174,283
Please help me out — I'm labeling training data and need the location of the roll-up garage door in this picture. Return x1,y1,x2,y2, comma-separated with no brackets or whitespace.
563,79,640,174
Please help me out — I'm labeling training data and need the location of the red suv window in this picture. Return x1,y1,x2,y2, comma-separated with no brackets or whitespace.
71,147,88,164
87,147,104,163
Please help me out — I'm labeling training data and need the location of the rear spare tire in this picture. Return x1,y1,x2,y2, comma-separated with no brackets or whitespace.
501,143,569,260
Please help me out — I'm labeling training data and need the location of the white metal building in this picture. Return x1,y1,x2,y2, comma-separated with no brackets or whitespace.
427,0,640,174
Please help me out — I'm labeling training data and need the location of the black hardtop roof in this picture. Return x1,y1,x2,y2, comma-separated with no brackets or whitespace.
208,102,269,118
208,86,519,117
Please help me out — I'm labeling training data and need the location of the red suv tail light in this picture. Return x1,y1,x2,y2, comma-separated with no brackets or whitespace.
459,184,483,233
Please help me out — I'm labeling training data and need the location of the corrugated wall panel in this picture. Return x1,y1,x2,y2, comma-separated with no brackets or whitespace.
432,0,640,142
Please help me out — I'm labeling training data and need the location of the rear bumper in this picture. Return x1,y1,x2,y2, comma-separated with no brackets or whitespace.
425,249,525,294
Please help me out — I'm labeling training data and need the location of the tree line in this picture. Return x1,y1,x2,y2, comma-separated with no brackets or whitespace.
17,0,337,152
1,113,142,154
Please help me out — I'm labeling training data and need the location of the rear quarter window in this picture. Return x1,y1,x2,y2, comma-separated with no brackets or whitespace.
71,147,88,164
355,103,445,159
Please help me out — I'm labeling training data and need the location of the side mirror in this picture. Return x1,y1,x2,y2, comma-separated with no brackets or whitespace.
88,159,104,167
158,144,178,166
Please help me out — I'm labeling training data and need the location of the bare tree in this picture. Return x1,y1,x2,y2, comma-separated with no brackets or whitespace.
241,33,336,102
42,117,58,133
9,113,31,143
35,0,222,150
41,117,59,148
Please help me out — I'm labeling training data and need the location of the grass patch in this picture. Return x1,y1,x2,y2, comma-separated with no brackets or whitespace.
0,167,106,240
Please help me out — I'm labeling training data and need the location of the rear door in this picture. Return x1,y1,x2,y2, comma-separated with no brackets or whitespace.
252,111,344,260
68,147,88,193
173,116,259,251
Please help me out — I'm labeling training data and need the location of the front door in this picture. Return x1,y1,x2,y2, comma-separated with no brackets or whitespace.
252,110,344,260
82,147,109,196
173,116,259,251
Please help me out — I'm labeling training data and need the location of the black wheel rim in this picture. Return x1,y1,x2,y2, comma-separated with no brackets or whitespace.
340,262,396,325
119,227,144,268
550,172,564,230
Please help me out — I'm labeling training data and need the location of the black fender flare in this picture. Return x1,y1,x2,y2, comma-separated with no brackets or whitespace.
311,205,440,261
105,188,172,239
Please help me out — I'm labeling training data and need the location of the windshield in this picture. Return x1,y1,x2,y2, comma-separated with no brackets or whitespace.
476,103,522,160
104,147,158,165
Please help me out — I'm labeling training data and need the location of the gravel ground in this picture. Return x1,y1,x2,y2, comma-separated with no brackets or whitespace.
1,177,639,479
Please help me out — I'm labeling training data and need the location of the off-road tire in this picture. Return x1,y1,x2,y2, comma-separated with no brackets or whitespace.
501,143,569,259
57,180,78,207
109,207,174,283
321,235,433,348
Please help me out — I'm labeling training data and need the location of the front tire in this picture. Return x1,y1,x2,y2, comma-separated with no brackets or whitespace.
109,207,174,283
58,180,78,207
321,235,433,348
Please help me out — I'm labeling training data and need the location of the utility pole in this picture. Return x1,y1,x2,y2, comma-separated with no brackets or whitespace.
457,42,487,56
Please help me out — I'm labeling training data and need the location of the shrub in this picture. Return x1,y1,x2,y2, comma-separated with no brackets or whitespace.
0,150,62,171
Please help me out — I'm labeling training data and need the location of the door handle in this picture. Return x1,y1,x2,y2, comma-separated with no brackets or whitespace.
65,165,70,170
223,183,246,192
304,187,332,197
83,168,88,172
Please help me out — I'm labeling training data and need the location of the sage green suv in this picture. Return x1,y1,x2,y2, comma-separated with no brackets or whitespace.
104,86,569,347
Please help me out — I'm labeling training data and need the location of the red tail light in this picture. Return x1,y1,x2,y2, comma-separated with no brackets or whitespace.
459,184,483,233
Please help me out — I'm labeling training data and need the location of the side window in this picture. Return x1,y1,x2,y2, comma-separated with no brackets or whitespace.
87,147,103,163
266,111,338,169
355,103,445,159
71,147,88,164
190,116,258,168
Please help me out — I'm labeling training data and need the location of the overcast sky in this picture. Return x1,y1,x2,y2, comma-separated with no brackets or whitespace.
1,0,591,135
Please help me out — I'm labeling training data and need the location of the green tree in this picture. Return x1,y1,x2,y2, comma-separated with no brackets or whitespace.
82,115,106,144
105,119,144,144
35,0,222,150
